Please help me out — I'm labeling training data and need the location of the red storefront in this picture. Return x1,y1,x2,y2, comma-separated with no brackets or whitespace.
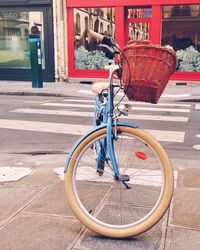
66,0,200,81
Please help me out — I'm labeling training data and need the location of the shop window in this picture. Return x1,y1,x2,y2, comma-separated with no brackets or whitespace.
94,19,99,33
128,21,150,41
75,13,81,35
126,7,152,18
0,11,44,69
162,5,200,72
107,24,110,36
74,8,115,70
89,14,93,29
126,7,151,43
100,22,103,34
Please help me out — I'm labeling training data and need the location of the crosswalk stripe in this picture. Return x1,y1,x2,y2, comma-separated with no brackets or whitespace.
77,90,191,99
11,109,189,122
41,103,190,113
195,104,200,110
62,99,192,107
0,119,90,135
0,119,185,142
161,94,190,98
77,90,95,95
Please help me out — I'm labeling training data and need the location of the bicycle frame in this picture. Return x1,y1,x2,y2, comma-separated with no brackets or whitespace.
64,67,138,179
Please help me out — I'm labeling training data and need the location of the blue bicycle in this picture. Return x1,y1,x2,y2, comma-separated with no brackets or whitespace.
64,31,174,238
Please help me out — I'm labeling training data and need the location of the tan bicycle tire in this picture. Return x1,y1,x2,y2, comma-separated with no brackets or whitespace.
64,126,174,238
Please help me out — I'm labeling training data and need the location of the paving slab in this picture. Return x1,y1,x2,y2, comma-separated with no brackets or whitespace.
178,168,200,188
170,188,200,229
170,158,200,171
165,227,200,250
72,216,167,250
0,185,38,228
17,164,61,188
0,213,81,250
24,180,73,217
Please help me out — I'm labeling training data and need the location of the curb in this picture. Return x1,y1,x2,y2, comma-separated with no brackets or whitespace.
0,91,78,98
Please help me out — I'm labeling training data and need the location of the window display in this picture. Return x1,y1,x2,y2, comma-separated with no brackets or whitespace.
162,5,200,72
74,8,115,70
0,11,44,69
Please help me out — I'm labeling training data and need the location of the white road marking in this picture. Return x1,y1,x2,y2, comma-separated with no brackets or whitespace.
0,119,90,135
42,103,190,113
196,134,200,138
77,90,191,99
54,167,178,187
161,94,190,98
11,109,189,122
0,167,33,182
63,99,192,107
193,145,200,150
78,90,95,95
146,130,185,143
195,104,200,110
0,119,185,142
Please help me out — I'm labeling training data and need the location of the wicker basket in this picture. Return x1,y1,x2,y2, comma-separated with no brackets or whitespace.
122,41,177,103
127,40,151,45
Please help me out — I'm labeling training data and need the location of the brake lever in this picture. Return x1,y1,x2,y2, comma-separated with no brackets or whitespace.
99,44,115,53
99,43,120,54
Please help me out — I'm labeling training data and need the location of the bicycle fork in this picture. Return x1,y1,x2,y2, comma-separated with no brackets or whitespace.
106,85,131,189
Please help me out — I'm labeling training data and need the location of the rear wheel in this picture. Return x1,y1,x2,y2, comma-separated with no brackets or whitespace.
64,126,174,238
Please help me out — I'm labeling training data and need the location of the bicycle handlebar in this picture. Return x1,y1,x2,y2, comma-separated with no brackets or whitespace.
88,29,121,59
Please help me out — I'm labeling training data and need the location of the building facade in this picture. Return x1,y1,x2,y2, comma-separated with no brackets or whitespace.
66,0,200,82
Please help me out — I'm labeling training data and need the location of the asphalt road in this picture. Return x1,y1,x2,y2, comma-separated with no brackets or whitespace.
0,94,199,161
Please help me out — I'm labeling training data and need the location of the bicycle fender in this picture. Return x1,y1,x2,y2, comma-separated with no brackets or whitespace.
64,121,138,173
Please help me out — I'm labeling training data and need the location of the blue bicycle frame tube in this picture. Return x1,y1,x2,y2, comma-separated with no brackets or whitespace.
107,82,120,178
93,94,108,173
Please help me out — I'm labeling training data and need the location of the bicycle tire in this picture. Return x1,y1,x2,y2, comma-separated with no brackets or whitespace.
64,125,174,238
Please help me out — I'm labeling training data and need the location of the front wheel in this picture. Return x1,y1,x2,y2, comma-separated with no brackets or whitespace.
64,126,174,238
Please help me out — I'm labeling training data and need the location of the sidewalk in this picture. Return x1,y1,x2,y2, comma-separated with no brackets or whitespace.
0,153,199,250
0,80,200,101
0,80,200,249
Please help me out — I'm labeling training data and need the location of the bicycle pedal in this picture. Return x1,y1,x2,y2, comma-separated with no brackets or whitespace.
122,181,131,189
120,174,130,182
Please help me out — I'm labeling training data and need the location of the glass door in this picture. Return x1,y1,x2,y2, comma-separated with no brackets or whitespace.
0,11,44,69
125,7,152,44
0,7,54,82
